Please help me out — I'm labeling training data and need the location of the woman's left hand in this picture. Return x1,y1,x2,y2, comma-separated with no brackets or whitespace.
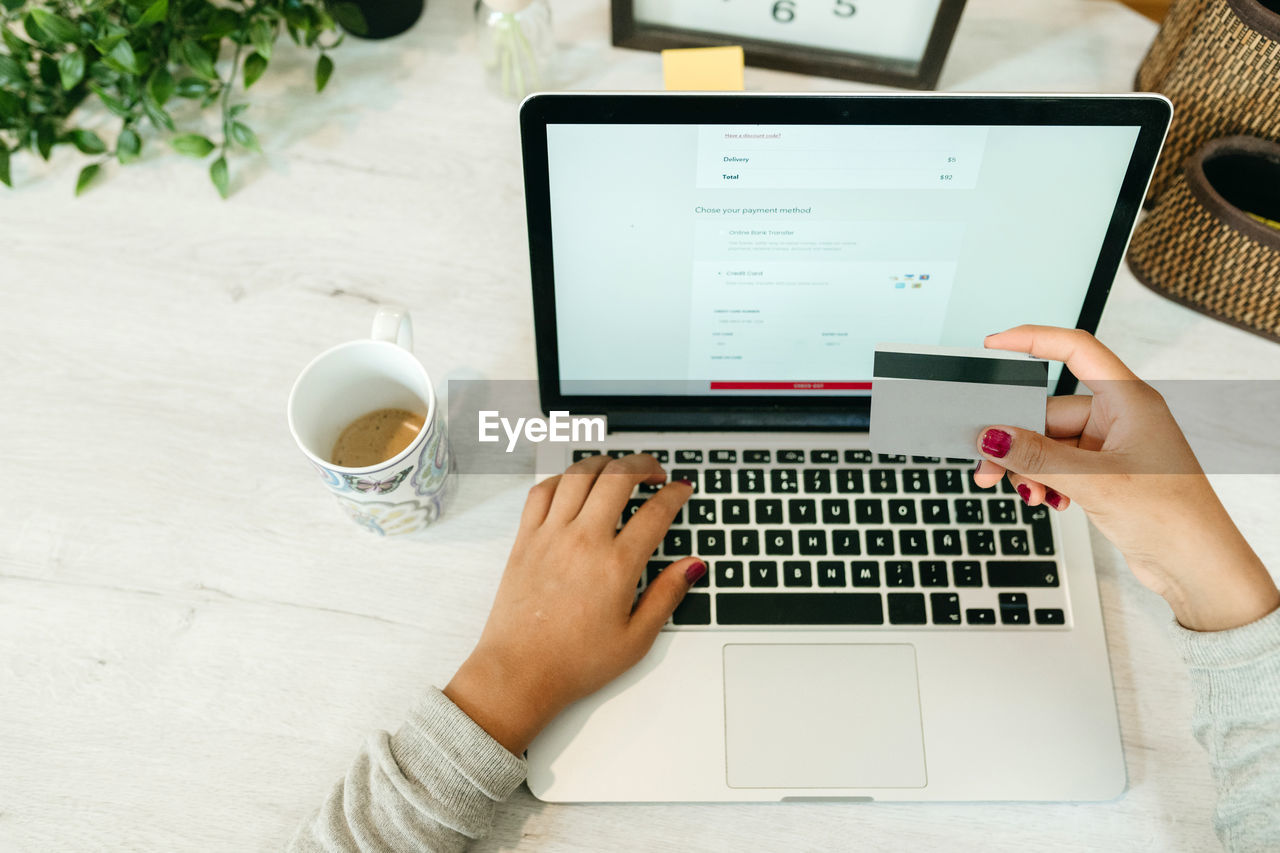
444,453,702,754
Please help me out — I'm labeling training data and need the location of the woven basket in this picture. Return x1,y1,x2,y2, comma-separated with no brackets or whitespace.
1134,0,1280,203
1128,136,1280,343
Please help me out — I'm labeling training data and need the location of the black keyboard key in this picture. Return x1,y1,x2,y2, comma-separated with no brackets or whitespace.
870,469,898,493
955,499,984,524
988,499,1017,524
931,529,962,555
688,499,717,525
836,469,865,493
641,449,669,462
854,499,884,525
965,529,996,555
866,530,894,555
723,499,749,524
754,499,783,524
646,561,665,584
987,561,1060,587
999,592,1030,624
934,469,964,493
771,469,799,493
672,593,711,625
797,529,827,556
878,453,907,463
1000,478,1017,494
730,529,759,555
622,498,645,525
697,530,726,556
704,468,732,494
969,477,997,494
832,529,860,555
749,561,778,587
638,481,661,494
675,450,702,463
764,529,794,555
920,561,948,587
887,561,914,587
788,499,817,524
810,450,839,463
966,608,996,625
898,529,928,555
606,449,634,459
999,529,1030,555
715,560,745,587
738,469,765,493
822,499,850,525
946,457,974,464
931,592,962,625
710,449,736,463
912,455,940,463
888,499,917,524
664,529,691,556
888,592,927,624
778,450,805,463
851,561,880,586
573,449,601,461
921,499,950,524
743,450,771,463
903,470,931,493
803,468,832,493
717,592,884,625
953,561,982,587
1022,504,1056,555
1035,608,1066,625
845,450,873,464
671,469,698,492
817,561,846,587
783,560,812,587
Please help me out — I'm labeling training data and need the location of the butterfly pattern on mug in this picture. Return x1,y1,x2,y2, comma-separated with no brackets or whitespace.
341,466,412,494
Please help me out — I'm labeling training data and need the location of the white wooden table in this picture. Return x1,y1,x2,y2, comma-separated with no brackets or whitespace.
3,0,1279,849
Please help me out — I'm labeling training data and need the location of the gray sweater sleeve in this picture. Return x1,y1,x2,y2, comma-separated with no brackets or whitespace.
289,687,528,852
1170,606,1280,853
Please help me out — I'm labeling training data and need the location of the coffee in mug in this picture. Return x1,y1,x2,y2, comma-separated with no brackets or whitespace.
331,408,428,468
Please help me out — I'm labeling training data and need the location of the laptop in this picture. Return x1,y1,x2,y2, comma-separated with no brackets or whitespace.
518,93,1171,802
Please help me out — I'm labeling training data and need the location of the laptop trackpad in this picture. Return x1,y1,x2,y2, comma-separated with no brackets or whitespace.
723,644,927,789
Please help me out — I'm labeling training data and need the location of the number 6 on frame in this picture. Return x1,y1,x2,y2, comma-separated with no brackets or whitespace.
611,0,968,90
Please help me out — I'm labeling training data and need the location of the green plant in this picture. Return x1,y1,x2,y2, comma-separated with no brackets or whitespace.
0,0,359,196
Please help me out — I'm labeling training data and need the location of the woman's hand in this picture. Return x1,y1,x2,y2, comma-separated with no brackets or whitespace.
973,325,1279,632
444,453,701,755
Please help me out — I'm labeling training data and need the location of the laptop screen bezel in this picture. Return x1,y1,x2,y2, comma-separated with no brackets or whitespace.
520,93,1171,430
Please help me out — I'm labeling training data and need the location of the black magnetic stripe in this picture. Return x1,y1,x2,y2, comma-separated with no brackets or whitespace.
873,352,1048,387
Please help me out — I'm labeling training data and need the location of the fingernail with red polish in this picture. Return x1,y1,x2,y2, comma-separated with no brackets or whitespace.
685,561,707,584
1045,489,1063,509
1017,484,1031,504
982,428,1012,458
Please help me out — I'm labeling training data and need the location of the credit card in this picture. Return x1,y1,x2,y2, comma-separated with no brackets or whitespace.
868,344,1049,461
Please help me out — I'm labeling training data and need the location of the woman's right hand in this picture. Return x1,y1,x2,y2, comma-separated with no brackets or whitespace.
972,325,1279,632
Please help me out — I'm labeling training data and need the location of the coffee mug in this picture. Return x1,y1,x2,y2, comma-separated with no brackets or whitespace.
287,307,453,535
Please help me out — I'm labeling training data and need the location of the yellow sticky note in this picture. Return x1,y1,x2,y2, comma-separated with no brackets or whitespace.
662,46,745,92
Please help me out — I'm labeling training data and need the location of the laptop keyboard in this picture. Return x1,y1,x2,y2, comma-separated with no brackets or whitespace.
575,447,1070,631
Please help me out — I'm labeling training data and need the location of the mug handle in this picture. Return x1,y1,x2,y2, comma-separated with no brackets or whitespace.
371,306,413,352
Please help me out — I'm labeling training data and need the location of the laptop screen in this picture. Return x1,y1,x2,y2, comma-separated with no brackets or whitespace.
546,122,1139,395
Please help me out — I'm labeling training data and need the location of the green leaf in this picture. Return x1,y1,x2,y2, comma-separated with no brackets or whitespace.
250,19,274,59
58,51,85,90
136,0,168,26
171,133,215,157
314,53,332,93
329,2,367,36
38,55,59,87
180,40,216,80
35,123,54,159
148,66,174,105
229,121,259,152
91,33,125,55
2,29,31,61
90,83,132,118
229,103,249,118
206,9,239,38
140,93,174,130
175,76,211,98
0,54,27,86
242,51,266,88
70,129,107,154
117,127,141,163
29,9,81,43
209,155,228,198
0,146,10,188
0,90,23,121
103,39,141,75
0,0,24,12
75,162,100,196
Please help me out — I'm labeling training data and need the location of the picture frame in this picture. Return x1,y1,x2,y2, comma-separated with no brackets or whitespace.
611,0,969,90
